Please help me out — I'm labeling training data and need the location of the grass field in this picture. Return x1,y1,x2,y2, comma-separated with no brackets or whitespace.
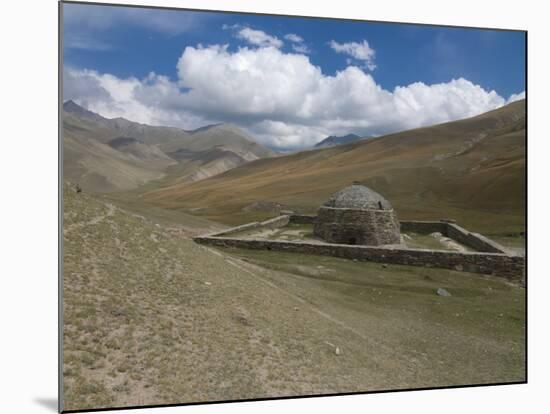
63,184,525,411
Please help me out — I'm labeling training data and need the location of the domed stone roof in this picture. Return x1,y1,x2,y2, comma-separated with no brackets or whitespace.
322,184,393,210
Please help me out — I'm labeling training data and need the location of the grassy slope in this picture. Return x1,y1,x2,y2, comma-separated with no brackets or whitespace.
63,132,167,193
143,101,525,234
63,184,525,411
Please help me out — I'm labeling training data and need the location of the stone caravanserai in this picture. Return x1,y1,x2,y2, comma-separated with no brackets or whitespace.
194,183,525,284
313,183,401,246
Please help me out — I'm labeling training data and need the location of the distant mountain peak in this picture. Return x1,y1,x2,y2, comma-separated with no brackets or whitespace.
63,100,106,122
63,99,79,109
63,100,86,112
187,123,225,134
314,133,363,148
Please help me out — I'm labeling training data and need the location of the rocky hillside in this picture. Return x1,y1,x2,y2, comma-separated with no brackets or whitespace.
62,101,276,192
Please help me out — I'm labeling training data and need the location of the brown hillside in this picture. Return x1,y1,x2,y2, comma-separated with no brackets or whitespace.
144,100,526,233
63,101,277,192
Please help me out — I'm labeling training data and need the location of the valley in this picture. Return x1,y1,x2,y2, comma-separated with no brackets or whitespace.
62,100,526,411
62,183,525,411
139,100,526,236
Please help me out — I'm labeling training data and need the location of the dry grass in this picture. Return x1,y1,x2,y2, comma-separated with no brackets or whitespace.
63,184,525,411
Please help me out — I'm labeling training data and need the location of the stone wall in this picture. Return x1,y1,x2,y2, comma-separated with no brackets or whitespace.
399,220,509,254
446,223,508,253
313,206,401,246
399,220,448,235
206,221,263,237
288,214,317,224
195,215,525,283
261,215,290,230
206,215,290,238
194,236,525,282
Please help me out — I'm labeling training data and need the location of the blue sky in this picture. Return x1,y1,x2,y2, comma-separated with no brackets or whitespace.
63,2,526,149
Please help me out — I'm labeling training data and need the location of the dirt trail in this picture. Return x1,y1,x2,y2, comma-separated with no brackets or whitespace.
205,246,397,354
64,202,116,235
233,256,370,341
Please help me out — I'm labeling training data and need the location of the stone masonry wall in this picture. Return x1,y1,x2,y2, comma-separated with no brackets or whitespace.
399,220,509,254
206,215,290,238
261,215,290,230
207,221,263,238
446,223,508,253
288,214,317,224
314,206,400,246
194,236,525,282
399,220,449,235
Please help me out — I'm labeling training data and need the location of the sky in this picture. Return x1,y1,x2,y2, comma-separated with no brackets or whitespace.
62,2,526,150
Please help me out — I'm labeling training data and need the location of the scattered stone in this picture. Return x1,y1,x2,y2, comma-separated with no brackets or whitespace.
234,314,252,327
436,288,451,297
111,308,128,317
294,306,299,311
324,341,342,356
430,232,467,253
75,184,82,193
382,264,388,268
204,281,211,286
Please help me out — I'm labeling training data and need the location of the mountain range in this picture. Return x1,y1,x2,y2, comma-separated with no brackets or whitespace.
62,101,276,192
314,133,364,148
143,100,526,233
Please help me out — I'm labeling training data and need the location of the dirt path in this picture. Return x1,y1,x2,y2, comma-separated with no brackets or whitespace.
64,202,116,235
204,246,394,352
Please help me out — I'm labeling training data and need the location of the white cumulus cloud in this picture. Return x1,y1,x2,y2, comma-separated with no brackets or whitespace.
291,44,311,54
329,40,377,71
65,44,523,150
64,67,208,129
236,27,283,48
284,33,310,54
507,91,526,103
284,33,304,43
